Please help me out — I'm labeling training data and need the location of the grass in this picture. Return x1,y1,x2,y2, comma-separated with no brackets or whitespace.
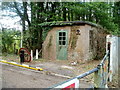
2,54,20,62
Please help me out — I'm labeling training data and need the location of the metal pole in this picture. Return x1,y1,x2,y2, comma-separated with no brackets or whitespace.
76,67,98,79
50,50,110,89
50,67,99,89
99,50,109,66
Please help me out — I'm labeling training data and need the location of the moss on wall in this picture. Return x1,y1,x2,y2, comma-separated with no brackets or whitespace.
69,26,79,50
42,27,52,41
89,27,107,60
95,28,107,59
70,34,78,50
47,35,53,49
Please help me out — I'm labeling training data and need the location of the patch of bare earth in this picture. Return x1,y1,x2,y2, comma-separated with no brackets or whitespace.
2,54,119,88
107,74,119,88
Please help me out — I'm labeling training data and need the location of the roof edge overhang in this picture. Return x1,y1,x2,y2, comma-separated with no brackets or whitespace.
39,21,102,28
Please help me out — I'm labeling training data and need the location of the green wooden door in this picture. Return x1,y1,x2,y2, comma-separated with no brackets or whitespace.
57,30,68,60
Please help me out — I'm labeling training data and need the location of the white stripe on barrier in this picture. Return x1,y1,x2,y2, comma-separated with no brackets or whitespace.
36,67,41,69
22,64,29,67
54,78,79,88
1,60,6,62
10,62,17,64
0,60,43,71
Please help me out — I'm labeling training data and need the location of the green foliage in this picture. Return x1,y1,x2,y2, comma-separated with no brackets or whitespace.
38,2,119,36
39,21,72,27
2,2,120,55
2,29,21,53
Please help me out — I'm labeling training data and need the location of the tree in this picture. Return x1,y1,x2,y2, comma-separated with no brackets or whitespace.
2,1,120,55
2,28,21,53
2,2,30,34
113,2,120,35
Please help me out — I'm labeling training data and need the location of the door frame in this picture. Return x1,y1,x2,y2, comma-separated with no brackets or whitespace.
56,30,68,60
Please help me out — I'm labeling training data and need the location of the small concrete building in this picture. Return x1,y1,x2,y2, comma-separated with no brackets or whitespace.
41,21,108,60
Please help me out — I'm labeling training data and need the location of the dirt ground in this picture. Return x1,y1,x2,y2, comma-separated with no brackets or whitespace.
1,63,68,88
2,54,119,88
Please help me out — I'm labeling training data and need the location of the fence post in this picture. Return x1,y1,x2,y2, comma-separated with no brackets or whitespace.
31,50,33,61
94,67,102,88
36,49,38,59
94,60,109,88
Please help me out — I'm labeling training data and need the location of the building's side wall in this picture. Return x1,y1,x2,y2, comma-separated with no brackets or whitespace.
89,26,107,60
97,27,107,59
74,24,107,60
42,26,71,60
89,26,97,59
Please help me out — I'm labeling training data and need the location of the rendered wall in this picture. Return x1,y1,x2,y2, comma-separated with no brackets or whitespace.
42,25,106,61
42,26,71,60
68,25,90,60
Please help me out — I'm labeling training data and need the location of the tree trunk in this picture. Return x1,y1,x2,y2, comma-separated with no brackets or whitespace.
23,2,31,28
62,3,66,21
71,9,74,21
14,2,26,33
37,2,44,51
68,10,70,21
30,2,44,57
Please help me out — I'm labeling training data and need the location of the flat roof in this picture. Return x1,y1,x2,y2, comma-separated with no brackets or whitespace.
39,21,102,28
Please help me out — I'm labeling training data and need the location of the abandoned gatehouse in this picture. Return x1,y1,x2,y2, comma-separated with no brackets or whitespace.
41,21,108,61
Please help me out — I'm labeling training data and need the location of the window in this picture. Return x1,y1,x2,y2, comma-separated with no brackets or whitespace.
59,32,66,45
